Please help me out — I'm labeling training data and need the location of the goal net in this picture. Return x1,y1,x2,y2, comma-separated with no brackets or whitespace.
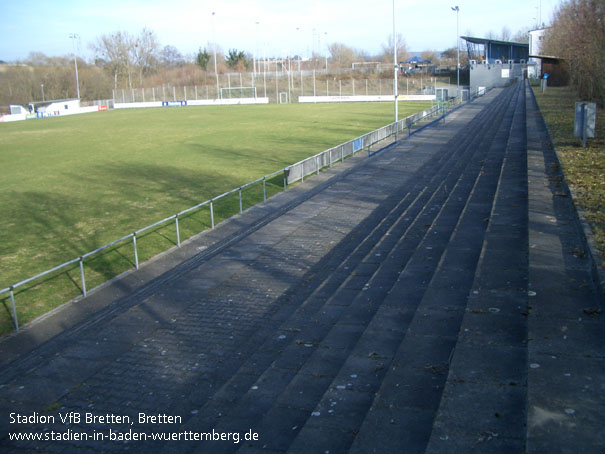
220,87,257,99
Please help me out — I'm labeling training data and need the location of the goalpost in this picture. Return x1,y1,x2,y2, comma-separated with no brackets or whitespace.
219,86,257,99
279,92,289,104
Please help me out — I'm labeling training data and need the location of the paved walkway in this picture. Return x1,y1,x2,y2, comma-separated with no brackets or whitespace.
1,81,603,453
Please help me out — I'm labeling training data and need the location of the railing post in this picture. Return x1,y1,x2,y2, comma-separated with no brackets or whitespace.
79,257,87,297
316,156,320,175
283,170,287,190
9,287,18,332
329,150,333,168
301,164,305,183
341,147,344,163
210,200,215,228
239,188,243,214
175,215,181,247
132,233,139,270
263,177,267,202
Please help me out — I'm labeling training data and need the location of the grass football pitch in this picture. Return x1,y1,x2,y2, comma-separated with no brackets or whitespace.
0,101,432,333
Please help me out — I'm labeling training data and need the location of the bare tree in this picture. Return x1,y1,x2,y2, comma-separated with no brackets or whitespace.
544,0,605,105
512,29,529,44
500,27,512,41
132,28,160,85
161,46,185,67
24,52,51,66
91,28,160,89
421,50,439,64
328,43,359,68
485,30,497,40
380,34,409,63
91,31,134,88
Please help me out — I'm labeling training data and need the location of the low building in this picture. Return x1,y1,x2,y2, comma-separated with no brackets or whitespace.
31,99,81,117
528,28,549,78
462,36,529,93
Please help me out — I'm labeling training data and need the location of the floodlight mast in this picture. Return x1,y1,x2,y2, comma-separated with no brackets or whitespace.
212,12,218,98
451,6,460,97
393,0,398,122
254,21,260,75
69,34,80,100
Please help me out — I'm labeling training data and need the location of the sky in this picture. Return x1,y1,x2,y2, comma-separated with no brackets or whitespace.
0,0,562,62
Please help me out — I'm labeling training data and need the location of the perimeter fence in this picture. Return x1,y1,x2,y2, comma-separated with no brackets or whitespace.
112,72,454,105
0,88,486,333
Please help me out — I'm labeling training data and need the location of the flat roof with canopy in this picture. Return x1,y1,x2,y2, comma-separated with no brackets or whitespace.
462,36,529,64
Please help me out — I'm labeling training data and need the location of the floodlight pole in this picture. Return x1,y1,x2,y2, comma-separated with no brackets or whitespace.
69,33,80,100
212,12,219,98
324,32,328,73
254,21,260,75
539,0,542,26
393,0,398,122
296,27,301,72
451,6,460,97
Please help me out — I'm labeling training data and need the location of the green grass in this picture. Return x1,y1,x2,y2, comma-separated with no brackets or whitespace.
0,101,432,333
532,86,605,267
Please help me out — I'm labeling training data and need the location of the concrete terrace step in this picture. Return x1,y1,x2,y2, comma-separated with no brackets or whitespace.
241,91,517,454
6,81,601,454
0,89,502,454
426,81,529,452
154,88,518,454
340,82,524,454
217,86,517,454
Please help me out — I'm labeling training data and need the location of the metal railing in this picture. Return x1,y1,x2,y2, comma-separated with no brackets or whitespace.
0,89,486,332
285,90,487,184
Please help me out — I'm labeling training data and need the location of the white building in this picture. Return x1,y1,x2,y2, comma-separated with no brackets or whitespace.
528,28,549,78
32,99,81,117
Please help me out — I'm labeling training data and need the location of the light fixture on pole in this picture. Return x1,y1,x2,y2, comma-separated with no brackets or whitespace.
393,0,398,122
69,33,80,100
451,6,460,97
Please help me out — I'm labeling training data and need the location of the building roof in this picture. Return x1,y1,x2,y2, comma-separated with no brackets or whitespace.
461,36,528,49
403,56,432,64
529,55,564,61
28,98,79,106
462,36,529,63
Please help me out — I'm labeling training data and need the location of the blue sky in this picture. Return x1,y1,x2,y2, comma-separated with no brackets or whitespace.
0,0,561,62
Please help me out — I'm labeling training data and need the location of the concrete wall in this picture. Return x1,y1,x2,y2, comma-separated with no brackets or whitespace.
0,105,108,123
469,62,524,92
298,95,436,103
114,98,269,109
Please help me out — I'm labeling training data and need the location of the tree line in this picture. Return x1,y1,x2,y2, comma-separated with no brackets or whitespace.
0,26,525,110
543,0,604,106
